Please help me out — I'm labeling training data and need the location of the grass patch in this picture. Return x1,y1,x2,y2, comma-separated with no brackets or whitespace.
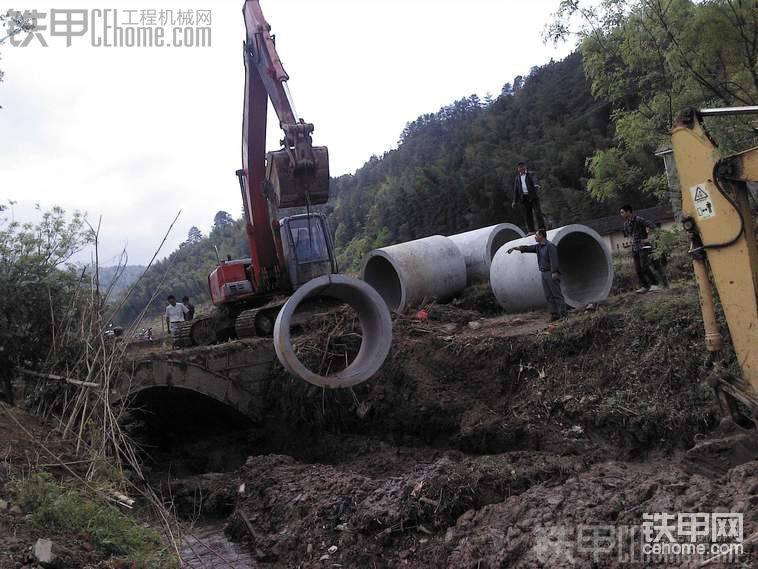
10,473,179,569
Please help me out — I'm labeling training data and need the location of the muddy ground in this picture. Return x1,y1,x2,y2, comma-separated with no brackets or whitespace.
2,281,756,568
159,283,755,568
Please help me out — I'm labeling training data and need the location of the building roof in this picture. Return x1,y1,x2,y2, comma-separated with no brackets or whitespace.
584,205,675,236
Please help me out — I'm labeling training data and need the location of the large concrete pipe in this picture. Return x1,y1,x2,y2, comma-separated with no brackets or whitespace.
449,223,526,284
489,224,613,312
361,235,467,312
274,274,392,389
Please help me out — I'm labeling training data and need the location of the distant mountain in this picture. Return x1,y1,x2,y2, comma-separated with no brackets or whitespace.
99,265,146,297
115,216,247,324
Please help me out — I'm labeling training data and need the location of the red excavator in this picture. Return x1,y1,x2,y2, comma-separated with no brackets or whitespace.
174,0,336,347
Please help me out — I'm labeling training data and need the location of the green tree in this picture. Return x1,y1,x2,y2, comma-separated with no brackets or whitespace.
213,210,234,230
0,203,91,401
185,225,203,245
546,0,758,200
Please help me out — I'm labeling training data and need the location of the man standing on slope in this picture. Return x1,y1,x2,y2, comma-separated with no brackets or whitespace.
620,205,663,294
511,161,546,233
165,295,189,334
507,229,567,321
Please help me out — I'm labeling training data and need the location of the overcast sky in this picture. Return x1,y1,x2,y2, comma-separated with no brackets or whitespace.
0,0,574,266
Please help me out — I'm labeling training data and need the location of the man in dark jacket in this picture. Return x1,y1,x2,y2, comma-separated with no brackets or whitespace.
620,205,662,293
182,296,196,320
511,161,546,233
507,229,567,321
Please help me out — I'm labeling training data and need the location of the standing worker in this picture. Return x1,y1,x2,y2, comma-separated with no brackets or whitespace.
182,296,195,321
620,205,663,293
511,161,546,234
507,229,567,321
165,295,189,334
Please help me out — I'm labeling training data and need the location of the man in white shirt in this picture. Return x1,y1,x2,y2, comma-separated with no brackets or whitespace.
510,161,546,233
165,295,189,334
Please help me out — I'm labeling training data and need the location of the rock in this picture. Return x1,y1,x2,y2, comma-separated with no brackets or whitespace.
9,505,22,515
441,323,458,333
444,527,455,544
33,539,54,565
457,509,475,525
306,543,313,554
319,554,330,561
467,321,482,330
327,545,338,554
546,495,563,507
0,499,8,510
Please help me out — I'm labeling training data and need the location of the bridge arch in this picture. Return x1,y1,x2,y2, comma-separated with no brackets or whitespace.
114,340,278,422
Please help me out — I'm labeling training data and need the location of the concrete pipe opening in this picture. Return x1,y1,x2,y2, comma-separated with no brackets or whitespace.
273,274,392,389
555,229,613,306
449,223,525,284
362,235,467,313
489,224,613,312
362,255,403,312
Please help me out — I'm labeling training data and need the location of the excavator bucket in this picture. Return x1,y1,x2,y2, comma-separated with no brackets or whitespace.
267,146,330,208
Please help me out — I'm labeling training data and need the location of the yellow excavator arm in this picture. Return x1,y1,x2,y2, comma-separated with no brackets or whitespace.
670,106,758,423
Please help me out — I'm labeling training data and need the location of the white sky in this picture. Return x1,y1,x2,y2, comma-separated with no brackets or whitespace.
0,0,574,265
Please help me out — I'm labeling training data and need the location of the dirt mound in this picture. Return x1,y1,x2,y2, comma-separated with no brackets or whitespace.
257,284,719,462
206,449,585,567
446,460,757,568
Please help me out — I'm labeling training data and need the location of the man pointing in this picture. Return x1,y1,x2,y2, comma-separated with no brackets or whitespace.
507,229,567,321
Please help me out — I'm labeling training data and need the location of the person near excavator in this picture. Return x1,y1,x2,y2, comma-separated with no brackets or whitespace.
620,205,664,293
511,161,546,234
182,296,195,321
507,229,567,321
165,295,189,334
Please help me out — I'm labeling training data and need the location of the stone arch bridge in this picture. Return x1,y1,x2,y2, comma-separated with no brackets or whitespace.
116,339,279,422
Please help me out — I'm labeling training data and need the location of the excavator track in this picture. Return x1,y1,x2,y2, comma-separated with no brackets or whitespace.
235,300,286,338
172,317,218,348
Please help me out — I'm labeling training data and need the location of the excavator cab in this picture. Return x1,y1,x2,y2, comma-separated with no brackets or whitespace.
279,213,337,288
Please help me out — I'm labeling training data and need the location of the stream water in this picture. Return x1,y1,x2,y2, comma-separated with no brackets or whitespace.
180,522,257,568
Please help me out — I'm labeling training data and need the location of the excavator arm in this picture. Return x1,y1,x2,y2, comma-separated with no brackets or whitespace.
242,0,329,209
237,0,330,291
671,106,758,424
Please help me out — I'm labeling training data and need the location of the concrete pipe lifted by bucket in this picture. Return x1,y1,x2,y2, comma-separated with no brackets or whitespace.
449,223,525,284
273,274,392,389
361,235,467,313
489,224,613,312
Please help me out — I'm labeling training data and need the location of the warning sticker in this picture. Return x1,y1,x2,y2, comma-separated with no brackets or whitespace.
690,183,716,220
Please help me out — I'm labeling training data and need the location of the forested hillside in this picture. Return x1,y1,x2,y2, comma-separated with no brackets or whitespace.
117,212,247,323
328,51,660,271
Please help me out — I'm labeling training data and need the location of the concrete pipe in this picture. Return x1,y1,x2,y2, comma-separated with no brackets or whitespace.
449,223,526,284
273,274,392,389
489,224,613,312
362,235,467,312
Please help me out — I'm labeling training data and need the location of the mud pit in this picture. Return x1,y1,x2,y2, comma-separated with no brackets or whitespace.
135,284,756,568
